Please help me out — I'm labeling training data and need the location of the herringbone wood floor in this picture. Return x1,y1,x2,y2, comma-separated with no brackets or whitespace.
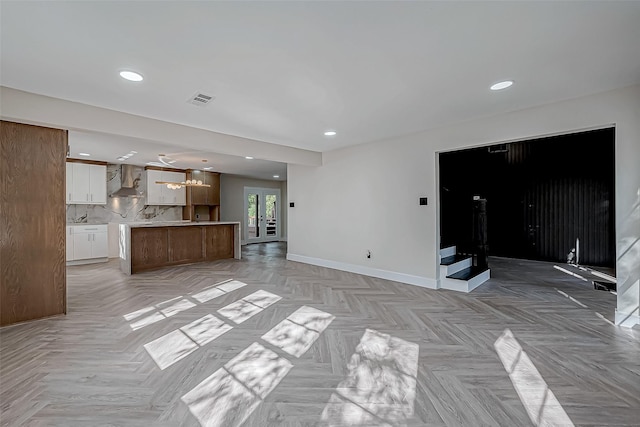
1,243,639,426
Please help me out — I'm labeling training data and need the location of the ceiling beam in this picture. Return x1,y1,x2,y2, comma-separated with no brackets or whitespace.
0,86,322,167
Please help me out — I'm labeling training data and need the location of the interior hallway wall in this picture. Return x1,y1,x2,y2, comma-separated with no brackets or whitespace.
287,85,640,327
220,174,287,244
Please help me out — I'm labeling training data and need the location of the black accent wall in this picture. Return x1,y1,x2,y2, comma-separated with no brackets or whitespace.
439,128,615,267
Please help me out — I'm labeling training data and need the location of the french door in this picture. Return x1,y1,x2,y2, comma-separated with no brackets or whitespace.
244,187,281,244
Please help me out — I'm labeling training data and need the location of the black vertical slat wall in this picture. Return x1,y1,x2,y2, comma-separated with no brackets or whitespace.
439,128,615,267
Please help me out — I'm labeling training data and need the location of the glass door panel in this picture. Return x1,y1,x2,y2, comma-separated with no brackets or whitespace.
265,193,277,238
247,192,259,241
244,187,280,243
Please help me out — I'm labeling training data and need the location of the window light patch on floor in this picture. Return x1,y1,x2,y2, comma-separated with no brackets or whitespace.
144,314,232,370
553,265,588,282
181,342,293,427
261,306,335,358
217,290,282,324
555,289,588,308
494,329,574,427
321,329,419,425
191,279,247,303
123,279,249,330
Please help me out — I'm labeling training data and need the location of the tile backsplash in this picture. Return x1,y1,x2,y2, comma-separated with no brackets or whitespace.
66,164,183,224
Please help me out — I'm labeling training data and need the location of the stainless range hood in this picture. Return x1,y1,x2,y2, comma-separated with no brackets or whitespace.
110,164,142,197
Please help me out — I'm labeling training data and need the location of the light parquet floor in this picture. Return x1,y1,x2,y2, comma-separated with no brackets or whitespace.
1,243,639,426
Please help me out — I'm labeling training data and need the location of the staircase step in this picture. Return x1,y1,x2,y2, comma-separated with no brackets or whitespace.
439,246,456,259
447,266,489,281
440,254,471,266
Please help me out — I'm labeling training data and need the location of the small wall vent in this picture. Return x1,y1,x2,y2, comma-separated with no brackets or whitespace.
188,92,215,106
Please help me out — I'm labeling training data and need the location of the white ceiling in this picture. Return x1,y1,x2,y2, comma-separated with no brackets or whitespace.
2,1,640,164
68,131,287,181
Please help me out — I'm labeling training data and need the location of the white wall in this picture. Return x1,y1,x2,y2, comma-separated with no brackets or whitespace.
288,85,640,327
220,174,287,243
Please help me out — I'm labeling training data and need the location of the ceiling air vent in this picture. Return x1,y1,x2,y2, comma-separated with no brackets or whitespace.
188,92,215,107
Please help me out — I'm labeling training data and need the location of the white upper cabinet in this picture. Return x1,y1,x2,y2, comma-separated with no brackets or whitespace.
145,170,164,205
66,162,107,205
89,165,107,204
145,170,186,206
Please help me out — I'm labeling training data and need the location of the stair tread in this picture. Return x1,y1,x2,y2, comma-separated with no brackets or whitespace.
447,266,489,281
440,254,471,266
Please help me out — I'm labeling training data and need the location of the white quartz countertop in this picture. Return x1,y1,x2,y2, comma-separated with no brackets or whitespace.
123,221,240,228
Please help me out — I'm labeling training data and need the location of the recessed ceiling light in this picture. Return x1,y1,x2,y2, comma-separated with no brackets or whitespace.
130,151,138,154
273,175,280,178
490,80,514,91
324,130,337,136
78,152,91,157
245,156,254,160
117,157,126,161
203,167,213,170
119,70,144,82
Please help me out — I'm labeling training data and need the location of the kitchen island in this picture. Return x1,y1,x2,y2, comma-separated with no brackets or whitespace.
119,221,241,275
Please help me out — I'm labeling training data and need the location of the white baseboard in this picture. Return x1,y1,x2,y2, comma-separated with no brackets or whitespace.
67,257,108,266
440,278,470,292
286,253,437,289
615,309,640,328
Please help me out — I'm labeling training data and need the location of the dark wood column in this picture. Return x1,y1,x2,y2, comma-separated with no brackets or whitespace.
1,121,67,326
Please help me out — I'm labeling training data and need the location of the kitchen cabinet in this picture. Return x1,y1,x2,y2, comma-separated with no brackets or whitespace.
145,169,186,206
187,170,220,205
66,225,108,262
182,170,221,221
66,162,107,204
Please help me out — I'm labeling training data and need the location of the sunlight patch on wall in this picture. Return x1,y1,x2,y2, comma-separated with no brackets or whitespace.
494,329,574,427
321,329,419,426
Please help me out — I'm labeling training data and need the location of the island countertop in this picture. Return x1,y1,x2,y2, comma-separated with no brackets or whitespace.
119,221,241,275
125,220,240,228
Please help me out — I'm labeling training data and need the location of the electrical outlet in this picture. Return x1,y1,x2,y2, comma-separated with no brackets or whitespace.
366,250,371,259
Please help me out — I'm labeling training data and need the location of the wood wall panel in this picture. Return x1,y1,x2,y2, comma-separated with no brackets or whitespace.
1,121,67,326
